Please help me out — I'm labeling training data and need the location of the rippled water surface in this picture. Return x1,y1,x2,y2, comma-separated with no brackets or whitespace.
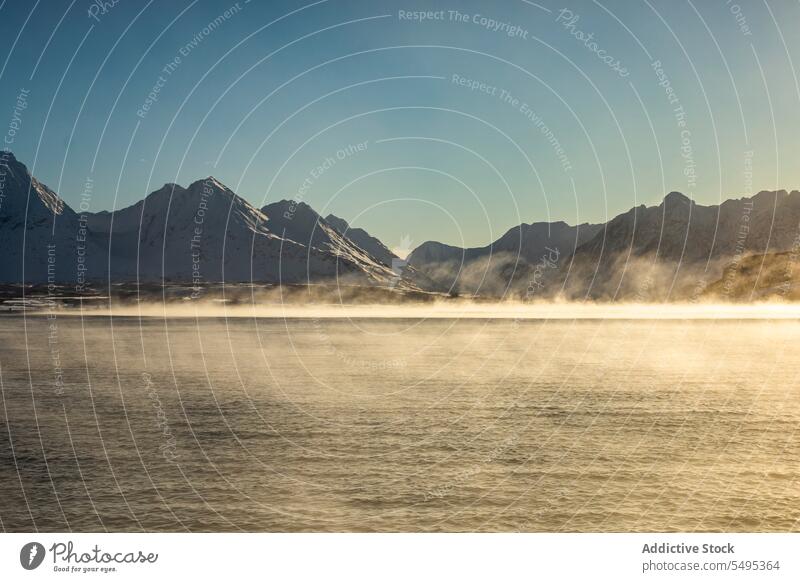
1,314,799,531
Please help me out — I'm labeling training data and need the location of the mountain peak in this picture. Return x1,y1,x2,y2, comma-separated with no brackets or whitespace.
186,176,232,193
156,182,183,192
750,189,787,203
325,214,350,234
0,149,19,163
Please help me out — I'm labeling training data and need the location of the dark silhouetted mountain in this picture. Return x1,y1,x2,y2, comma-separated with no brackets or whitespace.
562,190,800,300
407,220,602,296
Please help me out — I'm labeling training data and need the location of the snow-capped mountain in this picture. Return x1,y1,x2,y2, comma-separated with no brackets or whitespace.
259,200,414,287
0,152,105,283
99,178,339,283
5,151,800,301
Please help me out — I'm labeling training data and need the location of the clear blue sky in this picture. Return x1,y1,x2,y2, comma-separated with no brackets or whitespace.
1,0,798,249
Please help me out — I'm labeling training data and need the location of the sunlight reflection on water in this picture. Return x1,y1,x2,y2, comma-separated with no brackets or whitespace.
1,313,799,531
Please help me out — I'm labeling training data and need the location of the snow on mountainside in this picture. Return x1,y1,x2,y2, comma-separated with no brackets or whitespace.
0,154,419,288
6,151,800,300
0,152,103,283
702,251,800,301
405,189,800,300
260,200,421,288
324,214,397,268
562,190,800,300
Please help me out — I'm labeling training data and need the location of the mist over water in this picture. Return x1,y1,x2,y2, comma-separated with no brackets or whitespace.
50,300,800,320
1,310,798,532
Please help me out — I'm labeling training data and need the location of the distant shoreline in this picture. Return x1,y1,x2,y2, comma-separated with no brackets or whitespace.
4,284,800,321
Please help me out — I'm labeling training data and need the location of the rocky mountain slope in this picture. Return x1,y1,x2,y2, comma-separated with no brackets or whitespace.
407,220,602,296
702,250,800,301
324,213,397,268
561,190,800,300
404,189,800,300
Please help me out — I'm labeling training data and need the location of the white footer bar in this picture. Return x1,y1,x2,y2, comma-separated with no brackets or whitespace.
0,533,796,581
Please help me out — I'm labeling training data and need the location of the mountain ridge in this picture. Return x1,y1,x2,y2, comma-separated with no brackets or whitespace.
0,153,417,289
3,151,800,301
